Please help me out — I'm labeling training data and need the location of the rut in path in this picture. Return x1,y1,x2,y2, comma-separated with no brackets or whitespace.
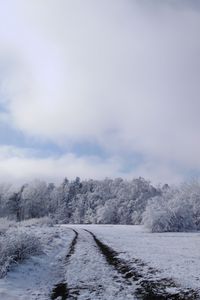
63,228,139,299
85,229,200,300
51,229,78,300
65,229,78,263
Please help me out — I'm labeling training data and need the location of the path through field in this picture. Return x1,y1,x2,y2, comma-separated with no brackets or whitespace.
0,225,199,300
51,227,199,300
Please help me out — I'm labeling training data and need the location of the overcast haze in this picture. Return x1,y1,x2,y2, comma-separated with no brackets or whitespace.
0,0,200,183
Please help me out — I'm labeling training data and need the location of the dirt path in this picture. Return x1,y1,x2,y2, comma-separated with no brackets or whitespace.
62,228,137,299
56,228,199,300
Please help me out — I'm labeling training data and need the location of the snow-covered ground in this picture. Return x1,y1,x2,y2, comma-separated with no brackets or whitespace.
1,223,200,299
74,225,200,291
64,228,137,299
0,225,74,300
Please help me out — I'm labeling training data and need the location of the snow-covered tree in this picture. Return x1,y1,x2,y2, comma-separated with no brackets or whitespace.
21,180,48,219
6,185,26,221
143,181,200,232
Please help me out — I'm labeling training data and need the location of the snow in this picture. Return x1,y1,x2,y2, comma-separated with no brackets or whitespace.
76,224,200,291
0,225,74,300
1,224,200,299
64,228,137,300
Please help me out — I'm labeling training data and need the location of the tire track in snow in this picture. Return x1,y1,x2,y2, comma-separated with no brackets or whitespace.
63,228,137,299
51,229,78,300
85,229,200,300
65,229,78,263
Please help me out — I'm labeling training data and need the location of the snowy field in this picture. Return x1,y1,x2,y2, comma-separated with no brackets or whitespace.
0,223,200,299
77,225,200,290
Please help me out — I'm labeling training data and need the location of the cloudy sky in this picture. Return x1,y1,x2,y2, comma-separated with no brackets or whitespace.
0,0,200,184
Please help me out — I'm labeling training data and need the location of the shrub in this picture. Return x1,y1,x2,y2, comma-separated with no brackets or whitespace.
142,183,199,232
0,218,17,235
20,217,54,227
0,229,42,277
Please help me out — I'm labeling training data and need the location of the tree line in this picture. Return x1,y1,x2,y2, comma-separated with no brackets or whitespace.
0,176,199,232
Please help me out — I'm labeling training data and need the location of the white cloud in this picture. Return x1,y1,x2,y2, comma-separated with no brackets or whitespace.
0,0,200,182
0,145,182,184
0,145,122,183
